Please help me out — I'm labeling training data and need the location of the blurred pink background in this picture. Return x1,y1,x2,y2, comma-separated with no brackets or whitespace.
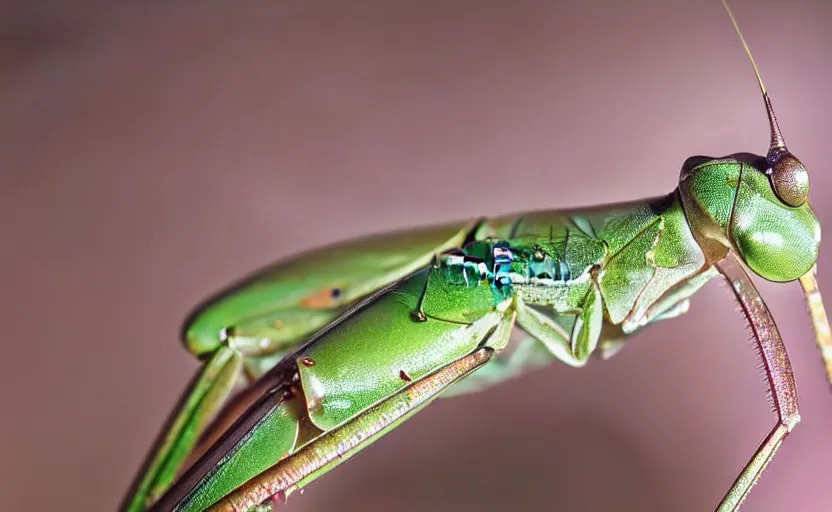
3,1,832,511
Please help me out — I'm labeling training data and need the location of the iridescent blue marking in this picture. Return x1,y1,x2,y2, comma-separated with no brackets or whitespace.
492,245,514,288
529,254,556,280
559,261,570,281
445,241,571,292
527,248,570,282
444,254,489,287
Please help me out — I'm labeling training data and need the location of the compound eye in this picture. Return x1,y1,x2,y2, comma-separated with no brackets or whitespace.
769,152,809,207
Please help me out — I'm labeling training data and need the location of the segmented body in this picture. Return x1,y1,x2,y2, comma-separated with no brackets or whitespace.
168,167,726,512
468,189,709,333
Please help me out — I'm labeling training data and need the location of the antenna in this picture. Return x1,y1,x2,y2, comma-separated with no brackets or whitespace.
720,0,786,154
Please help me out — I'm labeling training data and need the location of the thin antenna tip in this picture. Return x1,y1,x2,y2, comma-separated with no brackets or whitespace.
721,0,787,152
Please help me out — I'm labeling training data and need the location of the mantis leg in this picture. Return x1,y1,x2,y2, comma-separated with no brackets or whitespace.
151,266,515,511
207,348,494,512
444,290,607,397
447,288,614,397
515,289,604,369
121,347,244,512
180,355,302,479
600,299,692,359
799,266,832,387
715,254,800,512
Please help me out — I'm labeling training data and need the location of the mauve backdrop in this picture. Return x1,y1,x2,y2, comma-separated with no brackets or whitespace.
2,1,831,511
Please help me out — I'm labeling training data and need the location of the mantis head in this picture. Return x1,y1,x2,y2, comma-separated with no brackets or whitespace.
678,2,820,283
679,149,820,283
724,143,819,282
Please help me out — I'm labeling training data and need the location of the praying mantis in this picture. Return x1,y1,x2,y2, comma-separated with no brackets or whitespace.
119,2,830,511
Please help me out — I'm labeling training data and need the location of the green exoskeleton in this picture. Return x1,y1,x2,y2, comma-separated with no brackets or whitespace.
121,2,830,511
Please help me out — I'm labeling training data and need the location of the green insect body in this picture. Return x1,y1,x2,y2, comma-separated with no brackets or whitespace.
129,154,820,512
122,4,828,512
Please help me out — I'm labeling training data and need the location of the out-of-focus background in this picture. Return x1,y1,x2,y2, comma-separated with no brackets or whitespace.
2,1,831,510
